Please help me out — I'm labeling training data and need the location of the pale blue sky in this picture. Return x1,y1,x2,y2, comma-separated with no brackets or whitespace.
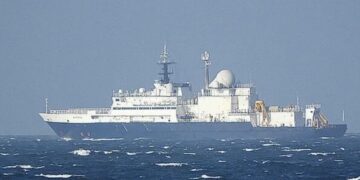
0,0,359,135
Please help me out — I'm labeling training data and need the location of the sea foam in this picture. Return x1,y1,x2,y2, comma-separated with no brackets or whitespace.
156,163,188,167
35,174,84,179
71,149,91,156
201,174,222,179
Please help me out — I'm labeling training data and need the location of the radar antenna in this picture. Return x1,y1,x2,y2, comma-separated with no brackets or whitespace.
158,44,174,84
201,51,211,89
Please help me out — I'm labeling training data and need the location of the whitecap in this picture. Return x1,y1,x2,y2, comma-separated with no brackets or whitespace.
126,152,137,156
145,151,154,154
220,139,227,142
3,173,14,176
280,154,293,158
334,159,344,162
309,152,336,156
282,148,311,152
71,149,91,156
134,137,149,141
243,148,260,152
3,165,44,169
217,151,226,154
262,143,280,147
218,160,226,163
155,163,188,167
262,160,270,164
190,168,205,172
62,137,72,141
320,137,334,140
207,148,214,151
165,155,171,159
201,174,222,179
0,153,10,156
103,151,112,155
35,174,84,179
163,146,170,149
157,151,168,154
340,147,345,151
348,176,360,180
184,152,196,155
83,138,123,141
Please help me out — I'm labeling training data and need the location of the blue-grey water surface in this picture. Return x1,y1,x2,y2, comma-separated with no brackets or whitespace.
1,134,360,179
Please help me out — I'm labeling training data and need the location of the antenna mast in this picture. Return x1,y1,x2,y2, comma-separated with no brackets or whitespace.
158,44,174,84
45,98,48,114
201,51,211,89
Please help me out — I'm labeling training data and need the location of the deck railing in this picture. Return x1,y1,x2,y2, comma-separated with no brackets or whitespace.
49,108,110,115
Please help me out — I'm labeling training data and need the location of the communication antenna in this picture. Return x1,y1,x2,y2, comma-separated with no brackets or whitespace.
158,44,174,84
201,51,211,89
45,98,48,114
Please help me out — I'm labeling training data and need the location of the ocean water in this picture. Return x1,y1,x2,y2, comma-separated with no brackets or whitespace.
0,135,360,179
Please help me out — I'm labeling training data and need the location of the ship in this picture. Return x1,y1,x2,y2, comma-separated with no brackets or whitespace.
39,46,347,140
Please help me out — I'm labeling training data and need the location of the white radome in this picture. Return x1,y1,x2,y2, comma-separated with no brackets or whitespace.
209,69,235,88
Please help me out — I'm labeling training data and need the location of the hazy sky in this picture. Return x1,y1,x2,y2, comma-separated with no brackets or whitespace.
0,0,359,135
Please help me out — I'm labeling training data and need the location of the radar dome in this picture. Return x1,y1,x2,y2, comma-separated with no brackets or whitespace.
209,69,235,88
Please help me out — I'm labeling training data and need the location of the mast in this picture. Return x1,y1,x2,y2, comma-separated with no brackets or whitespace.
201,51,211,89
45,98,48,114
158,44,174,84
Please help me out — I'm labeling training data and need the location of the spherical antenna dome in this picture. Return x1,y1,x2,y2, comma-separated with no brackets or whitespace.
209,69,235,88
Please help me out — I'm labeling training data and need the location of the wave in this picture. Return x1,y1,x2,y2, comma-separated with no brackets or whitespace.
262,160,270,164
3,173,14,176
134,137,150,141
207,148,214,151
157,151,168,155
163,146,170,149
201,174,222,179
308,152,336,156
279,154,293,158
62,137,72,141
320,137,334,140
184,152,196,155
3,165,44,169
35,174,84,179
262,143,280,147
145,151,154,154
218,160,226,163
0,153,10,156
190,168,205,172
217,151,226,154
71,149,91,156
243,148,260,152
126,152,137,156
103,151,112,155
83,138,124,141
155,163,188,167
348,176,360,180
282,147,311,152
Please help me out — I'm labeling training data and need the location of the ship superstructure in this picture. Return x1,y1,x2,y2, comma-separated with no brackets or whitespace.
39,46,346,139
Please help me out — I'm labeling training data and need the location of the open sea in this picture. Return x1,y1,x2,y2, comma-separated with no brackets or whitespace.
0,134,360,179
